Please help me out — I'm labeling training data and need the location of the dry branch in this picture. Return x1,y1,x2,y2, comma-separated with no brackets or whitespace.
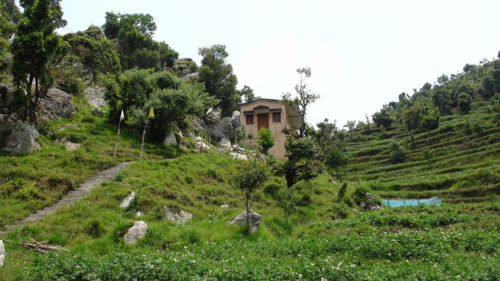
19,239,68,252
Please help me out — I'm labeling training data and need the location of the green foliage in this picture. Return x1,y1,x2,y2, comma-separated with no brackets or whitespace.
389,141,406,163
337,183,347,202
403,103,440,131
458,92,473,114
276,187,296,225
56,67,87,95
235,125,246,141
257,127,274,154
239,85,259,103
197,44,239,116
233,160,271,234
10,0,71,122
63,26,121,80
83,218,107,238
104,69,216,141
324,147,348,180
330,202,350,219
421,148,434,170
372,106,393,128
115,172,125,182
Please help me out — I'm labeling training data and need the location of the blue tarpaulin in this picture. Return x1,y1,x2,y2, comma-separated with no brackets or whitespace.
382,196,442,207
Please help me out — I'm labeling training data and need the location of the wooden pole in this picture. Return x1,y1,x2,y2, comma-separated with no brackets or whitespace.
113,119,123,157
140,123,147,161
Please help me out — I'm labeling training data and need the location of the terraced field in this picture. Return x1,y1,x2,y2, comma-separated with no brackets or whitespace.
344,107,500,204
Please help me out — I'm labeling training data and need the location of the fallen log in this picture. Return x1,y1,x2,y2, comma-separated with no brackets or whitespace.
19,239,68,252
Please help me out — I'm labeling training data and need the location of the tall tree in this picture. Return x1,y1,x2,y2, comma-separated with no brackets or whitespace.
240,85,259,103
198,44,239,116
10,0,70,123
2,0,22,24
274,68,322,188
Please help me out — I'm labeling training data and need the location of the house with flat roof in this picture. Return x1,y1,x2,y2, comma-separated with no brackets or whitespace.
237,99,301,159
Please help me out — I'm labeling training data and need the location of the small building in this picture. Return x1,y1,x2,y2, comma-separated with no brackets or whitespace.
237,99,301,159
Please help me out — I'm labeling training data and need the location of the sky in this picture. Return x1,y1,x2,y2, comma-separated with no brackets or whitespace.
45,0,500,126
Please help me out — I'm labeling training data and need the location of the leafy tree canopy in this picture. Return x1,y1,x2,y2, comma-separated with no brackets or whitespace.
198,44,239,116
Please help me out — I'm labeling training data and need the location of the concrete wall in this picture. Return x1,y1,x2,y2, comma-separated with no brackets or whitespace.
239,100,291,159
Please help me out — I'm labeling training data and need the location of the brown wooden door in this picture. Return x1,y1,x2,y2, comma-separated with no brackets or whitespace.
258,114,269,130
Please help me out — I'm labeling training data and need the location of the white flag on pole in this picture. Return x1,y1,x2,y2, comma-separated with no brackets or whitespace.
120,110,125,121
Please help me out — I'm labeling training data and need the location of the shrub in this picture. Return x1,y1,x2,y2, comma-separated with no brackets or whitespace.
276,187,296,225
110,221,134,243
263,182,281,197
458,92,473,114
37,121,55,138
115,172,125,182
257,127,274,154
337,183,347,202
330,202,350,219
390,141,406,163
297,194,312,207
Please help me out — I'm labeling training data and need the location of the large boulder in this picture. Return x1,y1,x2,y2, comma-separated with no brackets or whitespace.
0,240,5,267
229,209,262,233
191,116,205,133
124,221,148,244
164,132,177,145
39,88,76,122
84,87,107,108
2,120,41,154
204,108,221,125
164,206,192,224
208,110,241,142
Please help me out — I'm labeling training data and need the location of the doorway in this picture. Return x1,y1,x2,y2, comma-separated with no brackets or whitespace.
258,114,269,130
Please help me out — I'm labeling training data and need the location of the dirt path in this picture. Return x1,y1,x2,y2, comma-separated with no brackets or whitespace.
0,162,133,237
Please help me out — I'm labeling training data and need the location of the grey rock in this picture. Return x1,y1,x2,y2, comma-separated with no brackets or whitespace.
366,193,376,204
91,107,105,117
219,138,231,148
220,204,229,210
84,87,107,108
191,116,205,133
124,221,148,244
196,141,210,151
0,240,5,267
209,116,233,141
204,108,221,125
120,192,136,209
136,212,143,218
2,120,41,154
164,206,192,224
64,140,81,151
194,136,202,142
164,132,177,145
229,152,248,161
231,111,241,128
229,209,262,233
57,124,80,132
39,88,76,122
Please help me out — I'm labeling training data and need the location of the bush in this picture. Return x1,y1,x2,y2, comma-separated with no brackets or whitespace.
257,127,274,154
458,92,473,114
263,182,281,197
390,141,406,163
297,194,312,207
330,202,350,219
57,70,87,96
337,183,347,202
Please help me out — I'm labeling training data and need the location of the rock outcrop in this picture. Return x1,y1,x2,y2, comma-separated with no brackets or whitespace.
39,88,76,122
120,192,136,209
84,87,107,108
173,58,199,80
229,209,262,233
2,120,41,154
208,110,241,142
0,240,5,267
124,221,148,244
164,206,192,224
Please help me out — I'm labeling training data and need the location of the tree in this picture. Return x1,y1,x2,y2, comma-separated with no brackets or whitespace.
275,68,322,189
240,85,259,103
63,26,121,81
10,0,70,123
2,0,22,24
233,160,270,234
365,114,371,131
422,148,434,170
437,74,449,85
257,127,274,154
484,76,496,99
457,92,473,114
198,44,239,116
324,147,348,181
104,69,217,141
281,68,320,137
432,88,452,115
343,120,356,140
372,107,393,128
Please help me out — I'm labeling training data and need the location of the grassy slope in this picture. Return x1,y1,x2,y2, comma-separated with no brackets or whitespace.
344,106,500,203
1,95,500,279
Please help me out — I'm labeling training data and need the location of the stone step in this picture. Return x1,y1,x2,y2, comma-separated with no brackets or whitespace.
1,162,133,236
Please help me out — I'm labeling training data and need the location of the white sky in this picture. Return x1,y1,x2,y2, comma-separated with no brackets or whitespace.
49,0,500,126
